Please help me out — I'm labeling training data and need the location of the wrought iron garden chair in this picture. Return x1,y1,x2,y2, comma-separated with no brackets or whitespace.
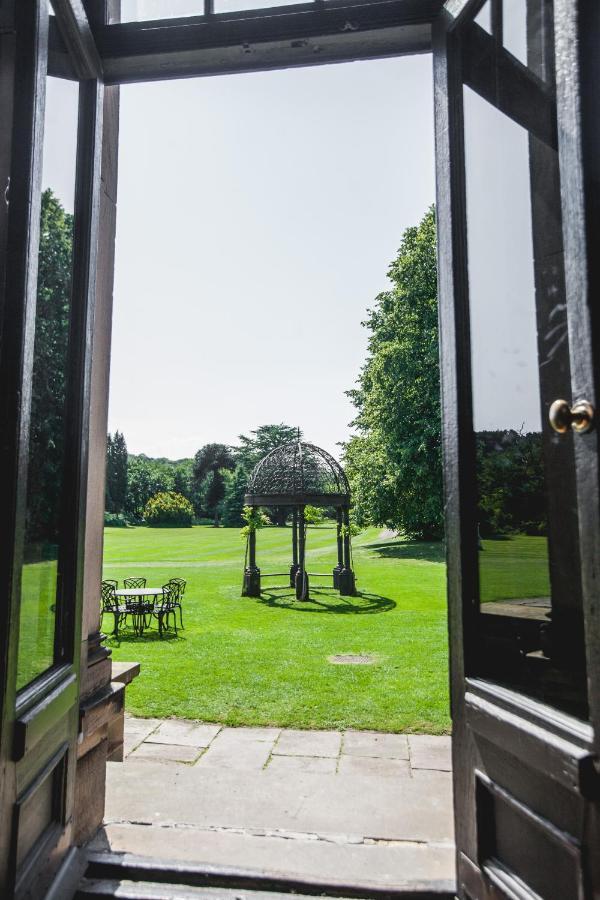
123,577,148,633
168,577,186,629
153,583,179,638
123,577,146,589
100,580,128,637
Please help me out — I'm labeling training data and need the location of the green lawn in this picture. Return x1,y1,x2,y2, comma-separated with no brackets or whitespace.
103,525,451,733
16,529,550,727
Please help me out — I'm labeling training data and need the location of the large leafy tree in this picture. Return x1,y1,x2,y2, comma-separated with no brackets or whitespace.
126,456,174,521
235,424,300,471
192,443,235,524
172,465,191,499
232,424,301,526
344,207,443,539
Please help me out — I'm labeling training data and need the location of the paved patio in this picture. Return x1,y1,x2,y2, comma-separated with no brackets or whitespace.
93,716,455,890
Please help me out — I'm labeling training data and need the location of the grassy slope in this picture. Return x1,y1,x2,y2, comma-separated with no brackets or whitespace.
103,525,451,733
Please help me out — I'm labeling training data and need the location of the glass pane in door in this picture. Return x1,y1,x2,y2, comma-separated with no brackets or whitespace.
16,75,79,690
462,0,587,717
464,85,550,606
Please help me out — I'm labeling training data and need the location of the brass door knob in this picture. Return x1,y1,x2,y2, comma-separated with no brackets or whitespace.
549,399,594,434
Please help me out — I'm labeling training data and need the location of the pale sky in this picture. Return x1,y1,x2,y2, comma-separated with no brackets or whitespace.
106,56,436,459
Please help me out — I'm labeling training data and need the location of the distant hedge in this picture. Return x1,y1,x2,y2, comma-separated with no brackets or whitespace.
143,491,194,527
104,511,129,528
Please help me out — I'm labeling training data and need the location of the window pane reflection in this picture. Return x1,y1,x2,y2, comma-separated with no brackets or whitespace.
17,76,79,691
464,85,551,609
463,43,587,715
118,0,202,20
117,0,304,16
216,0,302,10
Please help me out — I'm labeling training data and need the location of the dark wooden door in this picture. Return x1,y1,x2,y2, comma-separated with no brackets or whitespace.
0,2,103,896
433,1,600,897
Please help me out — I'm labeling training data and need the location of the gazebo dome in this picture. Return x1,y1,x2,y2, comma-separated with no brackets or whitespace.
244,440,350,508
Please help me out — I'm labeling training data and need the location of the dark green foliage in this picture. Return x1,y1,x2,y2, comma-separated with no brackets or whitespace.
173,465,191,498
233,424,301,526
26,189,73,542
345,207,443,540
104,511,129,527
125,456,175,521
477,431,546,536
192,443,235,524
144,491,194,527
106,430,128,514
221,465,250,526
235,424,300,471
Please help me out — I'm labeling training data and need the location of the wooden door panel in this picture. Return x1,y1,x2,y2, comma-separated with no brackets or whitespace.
13,673,77,763
0,1,106,895
434,0,600,896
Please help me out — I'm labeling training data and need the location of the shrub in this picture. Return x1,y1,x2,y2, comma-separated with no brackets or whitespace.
104,512,129,527
240,505,270,538
143,491,194,527
304,505,325,526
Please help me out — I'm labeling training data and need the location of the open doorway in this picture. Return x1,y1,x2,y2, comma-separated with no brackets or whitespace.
94,56,453,888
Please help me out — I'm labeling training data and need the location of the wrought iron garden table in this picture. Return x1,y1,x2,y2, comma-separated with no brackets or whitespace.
115,587,163,635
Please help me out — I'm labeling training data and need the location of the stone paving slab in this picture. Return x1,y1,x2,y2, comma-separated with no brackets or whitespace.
267,755,338,775
103,718,454,889
408,735,452,772
124,716,161,735
274,729,342,758
105,761,454,843
145,720,221,748
129,742,202,763
197,730,273,770
337,755,411,778
342,731,409,760
217,726,281,742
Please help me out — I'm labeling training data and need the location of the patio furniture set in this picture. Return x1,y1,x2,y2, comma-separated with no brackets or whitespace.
101,577,186,638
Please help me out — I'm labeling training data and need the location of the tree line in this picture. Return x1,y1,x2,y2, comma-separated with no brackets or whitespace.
105,424,300,527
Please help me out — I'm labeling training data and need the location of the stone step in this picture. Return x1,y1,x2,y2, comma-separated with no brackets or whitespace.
76,852,455,900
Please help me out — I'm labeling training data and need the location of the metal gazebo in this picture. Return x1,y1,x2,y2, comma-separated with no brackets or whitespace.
242,439,356,601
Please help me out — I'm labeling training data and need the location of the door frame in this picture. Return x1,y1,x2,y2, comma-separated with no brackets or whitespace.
0,2,112,895
1,0,599,896
433,0,600,895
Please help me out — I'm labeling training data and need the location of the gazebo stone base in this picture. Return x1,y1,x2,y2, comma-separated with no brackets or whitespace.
242,567,261,597
289,563,299,588
332,564,342,589
339,569,356,597
295,571,310,601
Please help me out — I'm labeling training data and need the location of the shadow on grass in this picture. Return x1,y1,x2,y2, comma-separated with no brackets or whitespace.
364,539,445,564
256,586,396,615
103,627,184,647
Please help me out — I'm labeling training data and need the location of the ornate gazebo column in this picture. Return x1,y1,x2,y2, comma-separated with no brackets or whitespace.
242,507,261,597
333,507,343,589
295,505,309,600
290,507,299,587
339,505,356,596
